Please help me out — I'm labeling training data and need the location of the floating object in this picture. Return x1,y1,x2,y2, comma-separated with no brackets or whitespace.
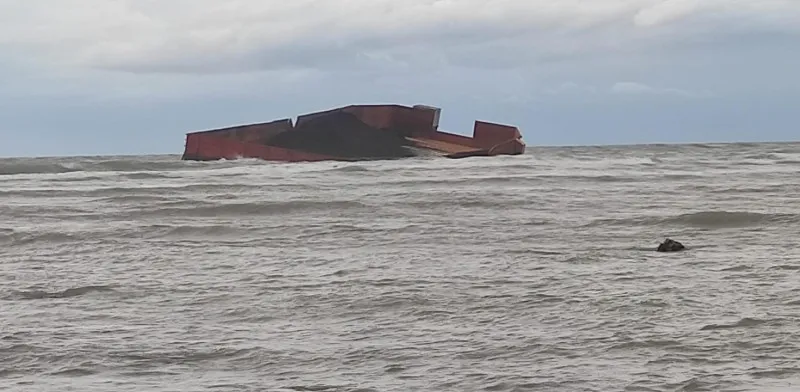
181,104,526,162
657,238,686,252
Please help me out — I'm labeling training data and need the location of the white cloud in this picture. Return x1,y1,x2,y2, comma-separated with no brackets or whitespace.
0,0,798,75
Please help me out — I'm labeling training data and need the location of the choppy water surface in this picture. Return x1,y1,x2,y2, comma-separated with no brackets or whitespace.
2,142,800,391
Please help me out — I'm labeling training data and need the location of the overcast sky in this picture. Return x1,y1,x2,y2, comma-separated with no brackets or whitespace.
1,0,798,157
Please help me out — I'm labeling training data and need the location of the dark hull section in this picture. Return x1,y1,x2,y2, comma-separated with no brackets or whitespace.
181,104,526,163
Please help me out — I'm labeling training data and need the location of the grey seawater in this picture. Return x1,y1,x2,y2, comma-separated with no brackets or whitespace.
2,142,800,392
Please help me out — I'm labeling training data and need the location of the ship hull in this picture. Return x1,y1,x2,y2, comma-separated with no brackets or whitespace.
181,104,526,163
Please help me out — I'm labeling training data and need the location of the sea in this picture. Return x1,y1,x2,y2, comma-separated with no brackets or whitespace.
2,142,800,392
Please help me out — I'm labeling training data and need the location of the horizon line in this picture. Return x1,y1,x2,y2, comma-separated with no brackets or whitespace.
1,138,798,160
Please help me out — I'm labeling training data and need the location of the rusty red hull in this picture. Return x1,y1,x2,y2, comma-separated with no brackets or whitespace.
181,104,526,163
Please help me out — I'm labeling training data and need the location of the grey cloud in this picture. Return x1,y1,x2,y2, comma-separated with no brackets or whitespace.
0,0,798,110
3,0,798,76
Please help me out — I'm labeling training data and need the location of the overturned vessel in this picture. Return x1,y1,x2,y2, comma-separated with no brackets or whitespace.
181,104,526,162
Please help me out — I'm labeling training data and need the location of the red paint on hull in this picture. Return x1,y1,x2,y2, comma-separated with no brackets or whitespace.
181,104,526,163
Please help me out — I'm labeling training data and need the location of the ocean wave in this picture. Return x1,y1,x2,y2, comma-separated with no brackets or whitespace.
662,211,796,228
9,285,115,300
5,224,278,246
11,171,175,182
700,317,776,331
294,223,421,239
111,346,268,367
120,172,176,180
686,143,721,149
0,156,217,176
324,165,371,173
0,161,82,176
400,198,531,210
46,367,98,376
585,210,798,229
92,195,180,204
88,159,195,172
1,231,83,246
540,174,642,183
377,173,643,188
709,183,797,194
138,224,257,239
49,175,106,183
131,200,368,218
81,183,322,198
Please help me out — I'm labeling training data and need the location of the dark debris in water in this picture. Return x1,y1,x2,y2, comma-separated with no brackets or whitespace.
656,238,686,253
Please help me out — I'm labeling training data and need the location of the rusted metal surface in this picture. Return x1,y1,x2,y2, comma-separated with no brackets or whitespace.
181,103,526,163
473,121,522,147
187,119,293,143
406,137,482,155
183,134,338,162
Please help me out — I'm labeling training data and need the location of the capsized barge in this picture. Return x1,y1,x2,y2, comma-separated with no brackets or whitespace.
181,104,526,162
